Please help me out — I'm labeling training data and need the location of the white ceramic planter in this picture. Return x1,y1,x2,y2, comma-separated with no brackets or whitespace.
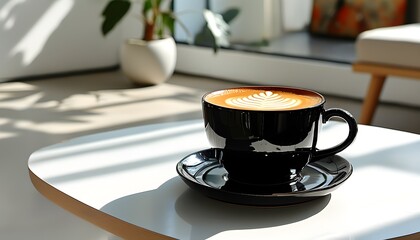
120,37,177,85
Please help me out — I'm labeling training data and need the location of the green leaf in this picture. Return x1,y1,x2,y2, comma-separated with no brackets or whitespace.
195,8,239,53
221,8,239,24
194,27,217,51
161,12,175,36
102,0,131,36
203,10,231,53
143,0,152,16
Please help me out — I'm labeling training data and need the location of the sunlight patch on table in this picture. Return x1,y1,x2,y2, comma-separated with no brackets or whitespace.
29,122,208,207
318,123,420,158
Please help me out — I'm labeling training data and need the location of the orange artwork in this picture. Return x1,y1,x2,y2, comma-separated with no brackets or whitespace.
309,0,407,38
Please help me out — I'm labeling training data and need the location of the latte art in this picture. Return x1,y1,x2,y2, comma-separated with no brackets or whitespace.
226,91,302,110
204,87,323,111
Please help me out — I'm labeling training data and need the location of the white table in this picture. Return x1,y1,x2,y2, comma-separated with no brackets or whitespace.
28,120,420,239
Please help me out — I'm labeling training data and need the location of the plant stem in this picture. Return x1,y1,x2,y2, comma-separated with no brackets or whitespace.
143,0,159,40
144,22,154,41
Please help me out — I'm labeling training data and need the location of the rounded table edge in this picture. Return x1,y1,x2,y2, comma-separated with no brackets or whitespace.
28,167,175,240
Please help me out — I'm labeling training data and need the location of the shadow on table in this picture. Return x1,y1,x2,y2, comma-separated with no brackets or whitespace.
175,188,331,239
101,177,330,240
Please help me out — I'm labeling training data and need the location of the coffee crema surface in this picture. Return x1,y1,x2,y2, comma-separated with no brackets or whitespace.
204,87,323,110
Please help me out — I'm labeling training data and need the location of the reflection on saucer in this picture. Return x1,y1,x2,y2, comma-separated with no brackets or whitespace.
176,148,352,206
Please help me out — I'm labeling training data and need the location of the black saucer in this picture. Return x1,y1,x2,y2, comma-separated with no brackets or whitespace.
176,148,353,206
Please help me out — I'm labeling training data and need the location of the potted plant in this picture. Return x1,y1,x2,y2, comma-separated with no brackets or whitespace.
101,0,238,85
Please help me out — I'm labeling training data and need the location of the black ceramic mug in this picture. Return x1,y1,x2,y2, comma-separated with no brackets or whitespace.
202,86,358,185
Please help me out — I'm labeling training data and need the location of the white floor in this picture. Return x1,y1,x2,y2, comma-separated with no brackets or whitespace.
1,71,419,239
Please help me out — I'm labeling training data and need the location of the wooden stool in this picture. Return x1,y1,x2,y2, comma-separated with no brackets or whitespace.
352,24,420,125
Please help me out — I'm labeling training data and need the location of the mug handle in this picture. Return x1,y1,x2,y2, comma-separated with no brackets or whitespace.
311,108,358,162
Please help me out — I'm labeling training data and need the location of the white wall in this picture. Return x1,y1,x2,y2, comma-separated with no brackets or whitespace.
0,0,122,81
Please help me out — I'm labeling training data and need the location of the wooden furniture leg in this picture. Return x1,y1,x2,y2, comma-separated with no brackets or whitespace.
359,74,387,125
